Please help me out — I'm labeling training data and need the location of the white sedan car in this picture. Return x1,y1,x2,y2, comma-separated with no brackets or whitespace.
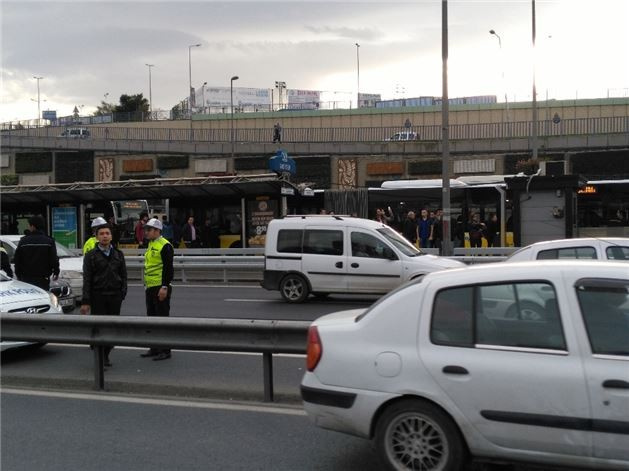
0,272,63,351
506,237,629,262
0,234,83,303
301,261,629,470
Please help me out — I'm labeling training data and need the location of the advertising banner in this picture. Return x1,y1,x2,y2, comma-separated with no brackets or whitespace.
247,199,278,247
52,207,77,248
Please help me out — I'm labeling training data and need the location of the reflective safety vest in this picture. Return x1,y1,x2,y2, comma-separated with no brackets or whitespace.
83,236,98,255
144,236,171,288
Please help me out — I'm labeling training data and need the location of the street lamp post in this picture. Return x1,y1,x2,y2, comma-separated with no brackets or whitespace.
489,30,509,122
355,43,360,108
201,81,207,114
441,0,452,257
33,76,43,125
230,76,239,159
145,64,154,114
531,0,538,160
188,44,201,116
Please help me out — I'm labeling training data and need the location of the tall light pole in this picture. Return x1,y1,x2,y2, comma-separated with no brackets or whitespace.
33,76,43,124
230,76,239,159
531,0,538,160
188,44,201,116
355,43,360,108
441,0,452,257
489,29,509,122
201,82,207,114
145,63,154,114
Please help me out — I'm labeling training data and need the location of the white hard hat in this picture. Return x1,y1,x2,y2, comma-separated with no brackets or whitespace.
144,218,163,231
91,217,107,228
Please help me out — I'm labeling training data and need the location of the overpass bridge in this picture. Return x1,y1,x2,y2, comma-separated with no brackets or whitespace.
1,117,628,157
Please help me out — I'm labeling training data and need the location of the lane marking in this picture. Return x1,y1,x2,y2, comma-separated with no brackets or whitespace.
128,284,263,289
46,344,306,358
224,298,276,303
0,387,307,416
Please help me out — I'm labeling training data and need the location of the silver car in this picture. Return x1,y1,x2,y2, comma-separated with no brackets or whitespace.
301,261,629,470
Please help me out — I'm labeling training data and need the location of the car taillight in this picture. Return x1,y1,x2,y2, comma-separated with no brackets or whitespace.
306,326,322,372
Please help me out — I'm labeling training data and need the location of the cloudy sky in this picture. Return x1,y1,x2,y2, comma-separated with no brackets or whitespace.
1,0,628,122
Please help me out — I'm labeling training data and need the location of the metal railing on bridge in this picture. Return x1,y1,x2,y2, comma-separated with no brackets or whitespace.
2,117,628,142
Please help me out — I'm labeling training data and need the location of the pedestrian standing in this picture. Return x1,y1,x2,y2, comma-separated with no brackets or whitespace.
432,209,444,253
182,216,199,248
14,216,59,291
80,224,127,367
140,218,174,361
83,216,107,255
161,215,174,243
402,211,418,245
135,212,149,248
417,209,432,249
272,122,282,143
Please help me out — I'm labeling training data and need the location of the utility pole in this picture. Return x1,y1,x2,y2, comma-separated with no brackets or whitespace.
441,0,452,256
33,76,43,125
145,64,154,114
355,43,360,108
532,0,538,160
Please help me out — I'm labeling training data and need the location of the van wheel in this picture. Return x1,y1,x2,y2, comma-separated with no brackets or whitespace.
375,399,465,471
279,274,309,303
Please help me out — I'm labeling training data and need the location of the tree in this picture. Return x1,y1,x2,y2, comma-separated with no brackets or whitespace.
93,93,149,116
115,94,149,113
94,101,116,116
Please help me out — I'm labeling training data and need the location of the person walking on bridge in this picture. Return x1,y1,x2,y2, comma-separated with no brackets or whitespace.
140,218,174,361
80,224,127,367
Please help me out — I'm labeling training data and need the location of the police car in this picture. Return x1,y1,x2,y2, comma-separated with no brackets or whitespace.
0,271,63,351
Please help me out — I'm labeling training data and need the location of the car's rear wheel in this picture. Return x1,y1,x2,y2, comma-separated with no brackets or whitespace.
375,399,465,471
279,274,309,303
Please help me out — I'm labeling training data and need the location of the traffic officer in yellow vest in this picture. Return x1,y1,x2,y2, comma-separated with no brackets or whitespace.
140,217,174,361
83,217,107,255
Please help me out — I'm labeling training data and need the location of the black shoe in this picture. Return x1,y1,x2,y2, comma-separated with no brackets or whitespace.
153,352,171,361
140,350,158,358
104,358,112,367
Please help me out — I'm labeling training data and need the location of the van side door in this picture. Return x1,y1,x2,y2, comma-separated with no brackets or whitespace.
302,226,348,293
346,229,402,294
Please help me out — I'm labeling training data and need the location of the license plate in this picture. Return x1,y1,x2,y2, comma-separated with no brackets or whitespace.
59,297,74,306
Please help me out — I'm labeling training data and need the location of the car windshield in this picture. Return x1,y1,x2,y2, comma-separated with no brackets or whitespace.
376,226,424,257
55,242,75,258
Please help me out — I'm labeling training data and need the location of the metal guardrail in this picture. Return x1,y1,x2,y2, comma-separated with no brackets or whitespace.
0,313,309,402
2,117,628,141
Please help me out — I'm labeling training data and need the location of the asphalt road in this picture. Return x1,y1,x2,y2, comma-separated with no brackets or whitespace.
116,284,379,321
1,389,382,471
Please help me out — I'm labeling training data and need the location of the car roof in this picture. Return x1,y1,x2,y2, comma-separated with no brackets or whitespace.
423,260,629,285
270,216,388,229
524,237,629,249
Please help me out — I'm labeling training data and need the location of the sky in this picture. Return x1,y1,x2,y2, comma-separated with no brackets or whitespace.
1,0,628,122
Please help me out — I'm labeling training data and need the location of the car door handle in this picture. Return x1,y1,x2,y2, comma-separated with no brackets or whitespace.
442,365,469,375
602,379,629,389
335,261,343,269
351,263,359,268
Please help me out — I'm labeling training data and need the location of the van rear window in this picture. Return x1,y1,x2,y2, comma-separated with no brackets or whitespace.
277,230,303,253
304,230,343,256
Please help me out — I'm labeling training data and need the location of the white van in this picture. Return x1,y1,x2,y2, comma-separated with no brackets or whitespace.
261,215,465,303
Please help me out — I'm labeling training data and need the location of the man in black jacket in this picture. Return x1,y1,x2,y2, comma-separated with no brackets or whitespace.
80,224,127,367
14,216,59,291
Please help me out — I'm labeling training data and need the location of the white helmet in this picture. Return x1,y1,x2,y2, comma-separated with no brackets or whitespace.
91,216,107,228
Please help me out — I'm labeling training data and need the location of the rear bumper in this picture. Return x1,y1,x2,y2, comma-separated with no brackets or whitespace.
260,270,286,291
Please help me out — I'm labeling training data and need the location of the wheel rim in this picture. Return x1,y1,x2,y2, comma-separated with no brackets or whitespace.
385,412,448,471
282,277,304,301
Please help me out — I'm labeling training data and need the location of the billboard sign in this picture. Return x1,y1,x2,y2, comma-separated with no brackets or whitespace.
52,207,77,249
